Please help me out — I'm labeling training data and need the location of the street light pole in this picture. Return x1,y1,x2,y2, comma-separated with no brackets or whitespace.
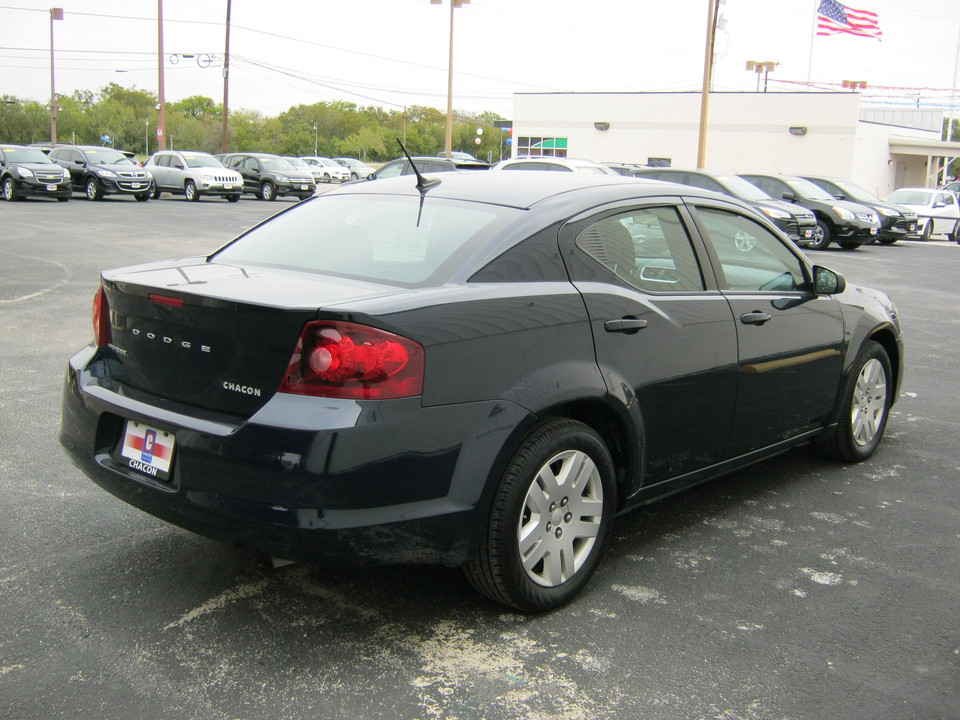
696,0,720,169
49,7,63,143
157,0,167,150
431,0,469,159
222,0,231,153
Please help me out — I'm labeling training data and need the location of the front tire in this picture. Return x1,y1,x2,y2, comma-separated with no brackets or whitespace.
259,182,276,201
463,418,616,612
2,177,18,201
920,219,932,241
135,193,149,202
84,178,102,201
226,194,240,203
808,220,832,250
184,180,199,202
817,340,892,462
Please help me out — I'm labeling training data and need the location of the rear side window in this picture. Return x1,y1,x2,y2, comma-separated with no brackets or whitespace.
213,194,523,287
576,207,705,293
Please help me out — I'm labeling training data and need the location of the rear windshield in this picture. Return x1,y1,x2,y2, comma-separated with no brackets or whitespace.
212,193,523,287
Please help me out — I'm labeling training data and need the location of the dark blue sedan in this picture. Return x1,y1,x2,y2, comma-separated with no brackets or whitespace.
60,171,903,611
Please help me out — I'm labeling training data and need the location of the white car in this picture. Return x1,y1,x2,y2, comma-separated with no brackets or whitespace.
333,157,377,180
300,156,350,183
490,157,619,175
145,150,243,202
885,187,960,241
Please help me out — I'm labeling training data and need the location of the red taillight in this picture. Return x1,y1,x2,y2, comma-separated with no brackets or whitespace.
279,321,424,400
92,285,111,347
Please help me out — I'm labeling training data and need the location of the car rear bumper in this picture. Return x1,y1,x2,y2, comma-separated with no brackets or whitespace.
59,346,529,566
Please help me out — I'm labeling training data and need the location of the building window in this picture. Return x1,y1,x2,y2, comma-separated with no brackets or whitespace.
517,137,568,158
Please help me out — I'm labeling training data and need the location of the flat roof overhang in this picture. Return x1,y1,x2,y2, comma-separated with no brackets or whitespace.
889,136,960,157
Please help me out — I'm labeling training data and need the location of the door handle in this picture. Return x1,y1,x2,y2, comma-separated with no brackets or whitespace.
604,318,648,333
740,311,772,325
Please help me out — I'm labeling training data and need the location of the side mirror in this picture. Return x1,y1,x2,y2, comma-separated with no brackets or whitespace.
174,162,184,170
812,266,846,295
933,201,946,209
782,191,797,202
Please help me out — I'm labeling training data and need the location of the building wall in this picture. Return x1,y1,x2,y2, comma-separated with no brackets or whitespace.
512,91,942,193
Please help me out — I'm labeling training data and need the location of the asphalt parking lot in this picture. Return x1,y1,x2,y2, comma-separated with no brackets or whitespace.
1,192,958,720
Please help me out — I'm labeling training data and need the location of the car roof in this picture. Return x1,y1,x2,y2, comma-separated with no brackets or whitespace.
326,169,719,211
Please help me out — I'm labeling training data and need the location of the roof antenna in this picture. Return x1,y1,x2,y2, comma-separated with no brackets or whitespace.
396,139,439,226
397,139,441,192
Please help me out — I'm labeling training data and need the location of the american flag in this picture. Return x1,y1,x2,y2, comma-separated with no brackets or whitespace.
817,0,882,40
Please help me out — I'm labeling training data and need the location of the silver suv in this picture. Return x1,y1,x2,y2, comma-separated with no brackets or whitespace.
145,150,243,202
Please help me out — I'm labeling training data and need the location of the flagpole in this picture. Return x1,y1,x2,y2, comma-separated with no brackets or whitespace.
807,0,819,83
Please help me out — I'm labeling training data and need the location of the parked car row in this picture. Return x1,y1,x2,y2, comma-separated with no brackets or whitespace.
1,142,379,204
7,139,960,246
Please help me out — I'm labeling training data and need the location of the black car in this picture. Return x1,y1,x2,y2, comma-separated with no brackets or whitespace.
0,144,72,201
48,145,153,201
59,172,903,611
800,175,919,244
739,174,880,250
365,155,489,181
631,168,818,247
218,152,316,200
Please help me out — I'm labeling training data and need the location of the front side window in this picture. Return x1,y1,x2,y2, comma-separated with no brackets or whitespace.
576,207,705,293
695,207,806,292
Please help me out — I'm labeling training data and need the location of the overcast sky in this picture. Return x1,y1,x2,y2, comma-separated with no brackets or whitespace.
2,0,958,118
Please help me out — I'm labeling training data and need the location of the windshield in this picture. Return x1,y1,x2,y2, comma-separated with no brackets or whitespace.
260,157,297,171
784,177,835,201
184,154,223,168
887,189,933,205
84,148,134,165
716,174,774,201
213,193,523,287
1,147,54,163
285,157,310,168
319,158,340,168
833,179,881,203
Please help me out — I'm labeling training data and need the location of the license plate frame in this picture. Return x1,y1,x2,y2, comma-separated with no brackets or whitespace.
116,420,175,481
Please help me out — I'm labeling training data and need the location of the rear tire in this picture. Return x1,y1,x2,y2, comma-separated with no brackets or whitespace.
816,340,892,462
463,418,616,612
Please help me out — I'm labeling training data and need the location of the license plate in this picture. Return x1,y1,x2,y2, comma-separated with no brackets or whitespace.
130,183,142,189
46,184,56,191
301,184,310,190
223,184,234,189
870,227,878,235
803,229,813,238
909,223,917,231
119,420,175,480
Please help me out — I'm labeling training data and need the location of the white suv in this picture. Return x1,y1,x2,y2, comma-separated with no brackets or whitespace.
145,150,243,202
300,156,351,183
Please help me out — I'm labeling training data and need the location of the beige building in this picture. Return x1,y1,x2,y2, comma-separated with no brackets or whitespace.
511,91,960,196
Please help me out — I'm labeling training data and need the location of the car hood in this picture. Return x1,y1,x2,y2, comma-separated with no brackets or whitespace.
13,162,67,172
752,198,812,216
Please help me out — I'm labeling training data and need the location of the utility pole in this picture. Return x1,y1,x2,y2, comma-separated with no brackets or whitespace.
696,0,720,169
